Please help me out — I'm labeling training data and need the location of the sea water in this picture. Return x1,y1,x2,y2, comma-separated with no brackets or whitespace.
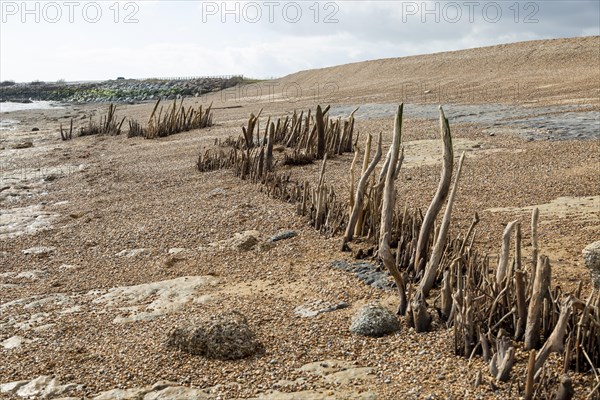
0,101,64,113
0,101,64,131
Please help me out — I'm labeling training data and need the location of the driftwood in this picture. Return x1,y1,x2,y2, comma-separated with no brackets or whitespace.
414,106,454,274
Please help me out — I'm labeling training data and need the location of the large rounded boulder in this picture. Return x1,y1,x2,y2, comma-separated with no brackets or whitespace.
349,303,400,337
167,312,260,360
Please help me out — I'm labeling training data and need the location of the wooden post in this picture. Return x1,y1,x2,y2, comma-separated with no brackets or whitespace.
441,269,452,319
378,104,407,314
489,329,515,382
410,292,431,332
534,295,576,378
349,148,360,212
316,105,325,159
530,207,539,293
414,106,454,273
554,375,574,400
354,133,372,237
524,349,536,400
515,222,522,272
496,220,519,287
342,133,382,249
525,255,551,350
345,107,358,152
265,122,274,172
459,212,480,253
515,270,527,341
419,151,466,297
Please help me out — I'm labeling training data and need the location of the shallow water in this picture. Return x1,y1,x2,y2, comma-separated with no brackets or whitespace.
329,103,600,141
0,101,64,113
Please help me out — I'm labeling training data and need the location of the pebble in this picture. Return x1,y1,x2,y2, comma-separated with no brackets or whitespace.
267,230,298,243
1,336,29,349
115,248,150,257
22,246,56,256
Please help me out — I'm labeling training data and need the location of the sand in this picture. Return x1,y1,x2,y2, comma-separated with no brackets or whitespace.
1,37,599,399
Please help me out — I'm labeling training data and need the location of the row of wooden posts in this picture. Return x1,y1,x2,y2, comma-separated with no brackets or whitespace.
61,100,214,140
213,104,358,159
78,103,125,137
129,98,213,139
196,104,598,398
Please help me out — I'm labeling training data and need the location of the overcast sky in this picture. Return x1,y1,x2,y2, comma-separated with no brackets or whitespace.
1,1,598,82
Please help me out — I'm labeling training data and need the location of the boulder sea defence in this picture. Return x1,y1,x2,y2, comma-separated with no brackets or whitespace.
0,76,244,103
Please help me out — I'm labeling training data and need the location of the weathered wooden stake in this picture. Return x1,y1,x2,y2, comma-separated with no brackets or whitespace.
525,255,551,350
420,151,466,297
515,270,527,341
534,295,576,378
342,132,382,249
489,330,515,382
530,207,540,293
414,106,454,273
378,104,407,314
496,220,519,287
524,349,536,400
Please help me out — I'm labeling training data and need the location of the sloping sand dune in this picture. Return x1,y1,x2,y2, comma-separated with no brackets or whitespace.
273,36,600,106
